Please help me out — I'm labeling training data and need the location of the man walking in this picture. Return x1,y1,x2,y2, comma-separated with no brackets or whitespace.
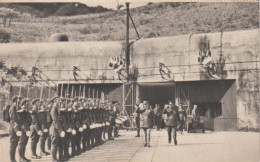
163,101,180,145
154,104,162,131
138,101,154,147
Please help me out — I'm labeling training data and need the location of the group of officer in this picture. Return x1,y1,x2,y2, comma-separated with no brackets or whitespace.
134,100,187,147
7,95,120,162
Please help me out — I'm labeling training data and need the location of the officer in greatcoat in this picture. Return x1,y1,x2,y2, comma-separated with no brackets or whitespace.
163,101,180,145
138,101,154,147
30,99,42,159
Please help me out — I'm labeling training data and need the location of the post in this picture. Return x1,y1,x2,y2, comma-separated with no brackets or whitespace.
125,2,130,83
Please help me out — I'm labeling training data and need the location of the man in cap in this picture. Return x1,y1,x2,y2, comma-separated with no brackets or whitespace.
49,96,64,161
71,97,82,156
163,101,180,145
138,101,154,147
30,98,42,159
38,100,50,156
154,104,163,131
9,95,22,162
134,104,141,137
112,102,120,137
64,97,73,158
107,101,114,140
58,97,70,161
17,98,31,162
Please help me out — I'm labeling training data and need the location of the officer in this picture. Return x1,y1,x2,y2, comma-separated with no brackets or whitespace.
134,104,141,137
71,97,82,156
163,101,180,145
58,98,70,161
138,101,154,147
30,99,42,159
178,103,186,134
154,104,163,131
17,98,31,162
49,96,64,162
9,95,22,162
39,100,50,156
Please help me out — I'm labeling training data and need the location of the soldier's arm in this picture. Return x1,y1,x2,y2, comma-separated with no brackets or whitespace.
9,105,20,132
62,114,70,131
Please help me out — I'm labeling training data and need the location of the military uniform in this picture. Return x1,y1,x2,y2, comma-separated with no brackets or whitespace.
49,96,64,161
39,100,50,156
163,102,180,145
9,96,22,162
17,98,31,162
45,100,53,151
138,101,154,147
112,103,120,137
30,99,42,159
154,104,163,131
59,98,70,161
178,104,186,133
71,98,82,156
107,102,114,140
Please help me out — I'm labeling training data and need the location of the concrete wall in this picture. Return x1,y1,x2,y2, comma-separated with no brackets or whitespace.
0,29,259,129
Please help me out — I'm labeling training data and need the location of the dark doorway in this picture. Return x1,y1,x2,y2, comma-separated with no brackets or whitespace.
138,82,175,107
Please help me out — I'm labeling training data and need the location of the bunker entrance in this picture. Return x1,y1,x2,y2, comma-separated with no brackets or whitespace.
137,82,175,107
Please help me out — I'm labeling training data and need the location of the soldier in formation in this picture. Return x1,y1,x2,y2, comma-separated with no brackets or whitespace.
4,95,120,162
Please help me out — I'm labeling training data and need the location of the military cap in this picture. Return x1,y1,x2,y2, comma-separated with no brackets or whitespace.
51,96,59,102
21,98,29,106
12,95,19,102
32,98,40,105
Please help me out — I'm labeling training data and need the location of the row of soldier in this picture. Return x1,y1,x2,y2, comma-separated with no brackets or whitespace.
6,95,120,162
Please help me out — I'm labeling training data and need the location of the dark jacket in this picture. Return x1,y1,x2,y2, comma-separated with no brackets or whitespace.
50,103,63,136
9,103,20,132
30,105,41,132
163,106,180,127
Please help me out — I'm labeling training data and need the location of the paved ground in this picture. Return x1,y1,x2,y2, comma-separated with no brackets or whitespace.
0,130,259,162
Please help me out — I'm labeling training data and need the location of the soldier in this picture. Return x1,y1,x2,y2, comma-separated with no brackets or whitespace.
107,101,114,140
163,101,180,145
138,101,154,147
178,103,186,134
113,102,120,137
9,95,22,162
29,99,42,159
81,98,90,151
45,99,53,152
103,102,110,140
58,98,70,161
64,97,73,158
134,104,141,137
17,98,31,162
71,97,82,156
154,104,163,131
39,100,50,156
49,96,65,162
